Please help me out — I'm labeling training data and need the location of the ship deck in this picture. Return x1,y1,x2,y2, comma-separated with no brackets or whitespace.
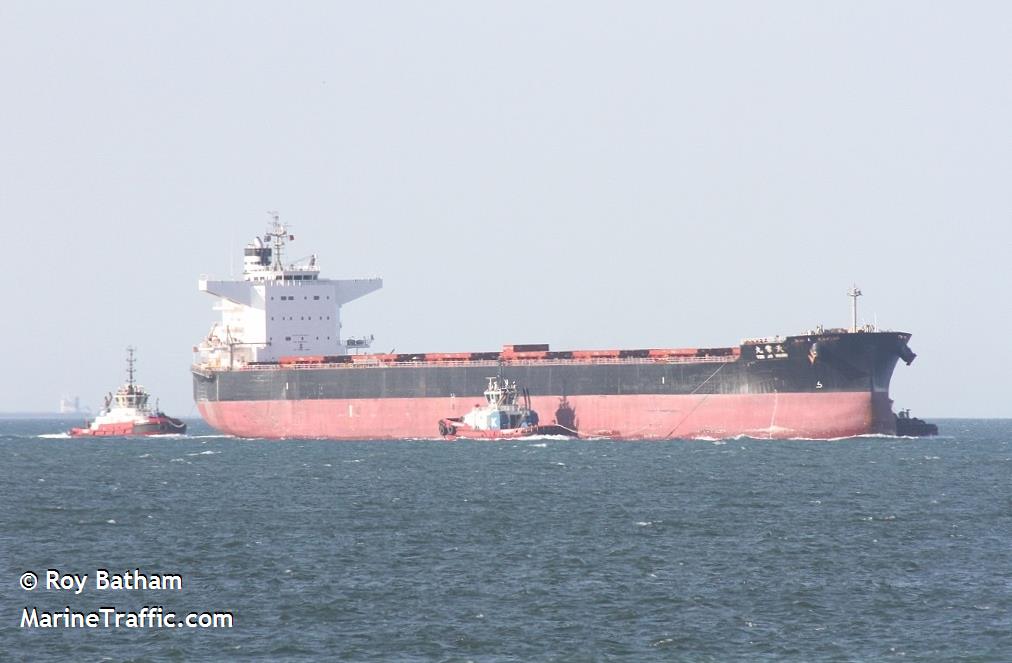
195,350,743,374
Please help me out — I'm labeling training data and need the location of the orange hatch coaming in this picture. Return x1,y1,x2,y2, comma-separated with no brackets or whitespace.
270,344,743,369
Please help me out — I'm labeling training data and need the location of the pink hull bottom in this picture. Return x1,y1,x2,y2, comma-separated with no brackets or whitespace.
197,392,896,440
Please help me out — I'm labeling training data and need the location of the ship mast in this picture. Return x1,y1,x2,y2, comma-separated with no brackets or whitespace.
847,284,862,332
264,211,293,271
126,346,136,388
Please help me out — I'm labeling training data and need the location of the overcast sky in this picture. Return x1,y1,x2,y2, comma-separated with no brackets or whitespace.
1,2,1009,417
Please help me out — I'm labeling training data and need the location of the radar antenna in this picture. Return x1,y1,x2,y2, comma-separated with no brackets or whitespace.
847,284,863,333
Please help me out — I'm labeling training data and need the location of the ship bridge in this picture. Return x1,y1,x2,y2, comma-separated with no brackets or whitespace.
197,215,382,367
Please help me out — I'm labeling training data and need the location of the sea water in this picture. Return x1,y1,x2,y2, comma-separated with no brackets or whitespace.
1,418,1009,661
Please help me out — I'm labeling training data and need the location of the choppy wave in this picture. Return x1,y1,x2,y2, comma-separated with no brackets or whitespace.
34,432,234,441
0,418,1008,661
683,432,957,442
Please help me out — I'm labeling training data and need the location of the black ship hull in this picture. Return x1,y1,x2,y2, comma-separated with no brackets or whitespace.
193,331,916,440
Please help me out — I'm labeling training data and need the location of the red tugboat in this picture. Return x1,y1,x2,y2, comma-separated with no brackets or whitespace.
438,374,577,440
70,347,187,437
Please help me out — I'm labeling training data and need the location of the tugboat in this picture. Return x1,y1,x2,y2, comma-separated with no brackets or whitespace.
70,347,187,437
438,374,577,440
894,409,938,437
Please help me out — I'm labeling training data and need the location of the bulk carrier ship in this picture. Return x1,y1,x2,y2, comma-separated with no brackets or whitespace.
193,217,920,440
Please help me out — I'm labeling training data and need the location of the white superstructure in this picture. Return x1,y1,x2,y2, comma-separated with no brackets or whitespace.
196,214,382,368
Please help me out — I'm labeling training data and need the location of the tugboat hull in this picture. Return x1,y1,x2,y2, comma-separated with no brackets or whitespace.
438,419,576,440
894,412,938,437
70,417,187,437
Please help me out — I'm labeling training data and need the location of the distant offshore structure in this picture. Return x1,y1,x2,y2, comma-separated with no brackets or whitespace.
191,214,926,440
0,397,92,419
59,396,90,415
